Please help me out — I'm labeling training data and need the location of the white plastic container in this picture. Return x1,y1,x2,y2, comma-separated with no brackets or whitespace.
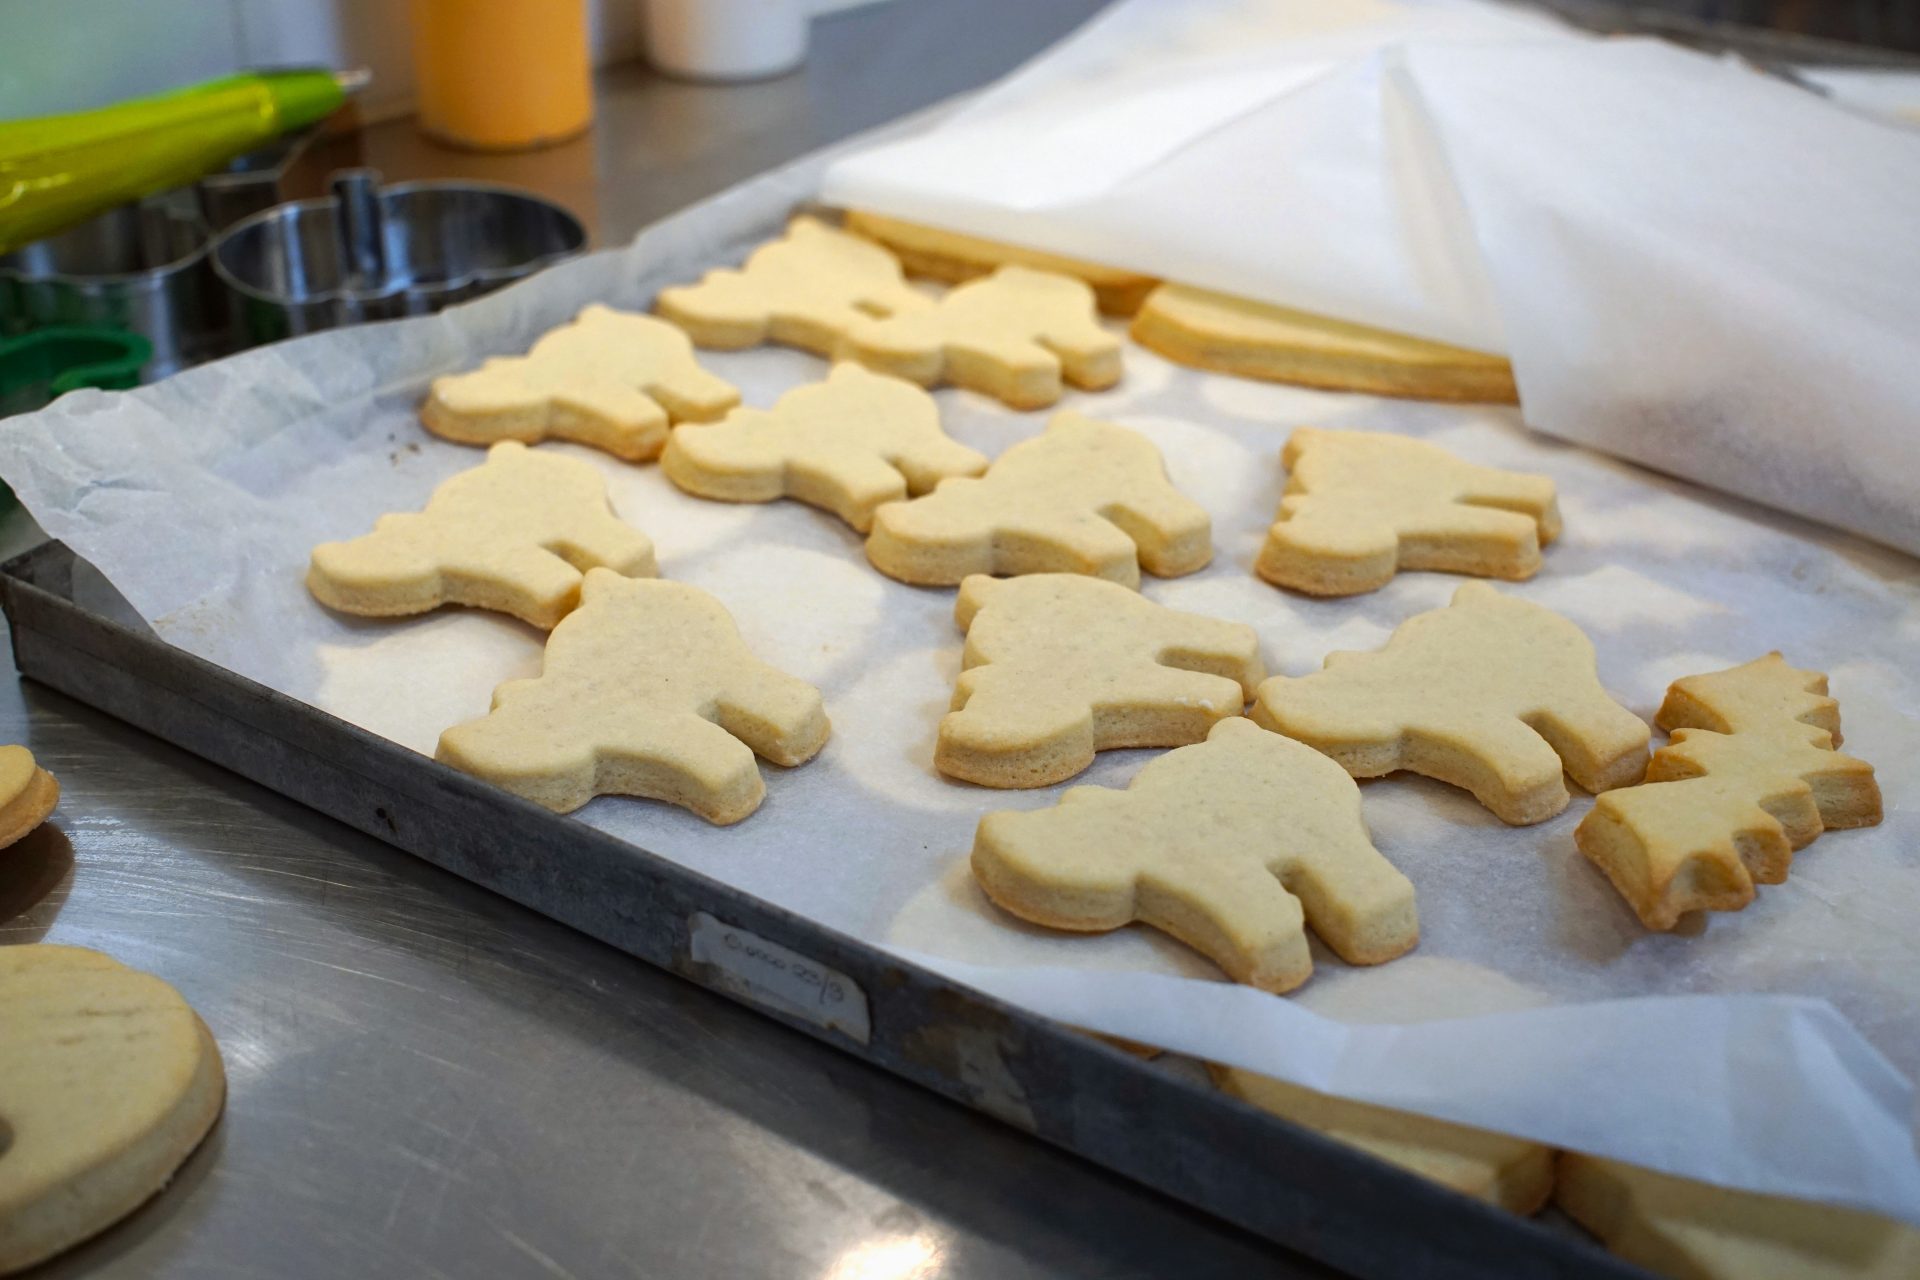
641,0,810,82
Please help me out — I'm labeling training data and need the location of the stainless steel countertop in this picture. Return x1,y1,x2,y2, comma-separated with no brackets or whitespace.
1,3,1336,1277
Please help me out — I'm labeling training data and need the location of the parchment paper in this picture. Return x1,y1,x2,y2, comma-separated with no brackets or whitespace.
2,144,1919,1222
821,0,1920,559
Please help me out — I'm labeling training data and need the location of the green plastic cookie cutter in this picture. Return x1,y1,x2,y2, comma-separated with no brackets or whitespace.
0,325,152,416
0,325,152,515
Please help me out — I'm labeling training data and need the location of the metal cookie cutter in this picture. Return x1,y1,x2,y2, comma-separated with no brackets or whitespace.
211,169,587,344
0,131,324,380
198,126,328,233
0,188,224,380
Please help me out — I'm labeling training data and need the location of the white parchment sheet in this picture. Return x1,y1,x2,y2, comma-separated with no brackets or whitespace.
3,157,1919,1220
823,0,1920,559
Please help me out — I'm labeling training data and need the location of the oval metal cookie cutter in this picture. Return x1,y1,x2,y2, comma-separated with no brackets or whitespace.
211,168,587,344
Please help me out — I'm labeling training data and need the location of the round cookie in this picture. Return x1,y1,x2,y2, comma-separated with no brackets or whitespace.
0,945,226,1274
0,745,59,850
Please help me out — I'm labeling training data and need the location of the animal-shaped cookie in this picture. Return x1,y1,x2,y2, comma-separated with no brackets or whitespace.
1258,428,1561,596
655,216,931,356
972,718,1418,993
0,744,58,850
0,945,225,1274
308,441,656,629
437,569,829,824
1575,654,1882,930
1556,1154,1920,1280
1212,1066,1554,1214
423,304,739,461
1130,283,1518,404
844,210,1160,316
865,412,1210,587
661,363,987,532
940,574,1264,787
1254,583,1649,824
838,265,1122,409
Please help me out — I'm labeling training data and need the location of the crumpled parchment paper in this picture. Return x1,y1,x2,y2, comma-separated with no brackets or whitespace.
2,101,1918,1223
822,0,1920,557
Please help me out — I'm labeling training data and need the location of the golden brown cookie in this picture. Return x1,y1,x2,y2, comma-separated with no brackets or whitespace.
1254,583,1650,824
972,718,1418,993
865,411,1210,588
656,216,931,356
662,363,987,533
0,744,58,850
940,573,1264,787
437,569,829,824
1575,654,1881,930
1131,283,1518,403
308,441,656,629
1258,428,1561,596
423,304,739,461
1658,651,1849,739
1214,1066,1554,1214
844,210,1159,316
1556,1154,1920,1279
0,945,225,1275
838,265,1122,409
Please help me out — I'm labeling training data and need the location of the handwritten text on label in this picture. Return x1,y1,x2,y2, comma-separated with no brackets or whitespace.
687,912,872,1044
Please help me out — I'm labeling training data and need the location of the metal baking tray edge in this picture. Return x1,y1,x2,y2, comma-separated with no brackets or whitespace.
0,539,1648,1280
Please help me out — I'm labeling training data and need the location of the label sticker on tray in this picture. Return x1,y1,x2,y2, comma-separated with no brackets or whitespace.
687,912,871,1044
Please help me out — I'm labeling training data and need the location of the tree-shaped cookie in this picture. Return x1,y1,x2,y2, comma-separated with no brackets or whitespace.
1575,653,1882,929
972,718,1418,993
423,304,739,461
655,216,931,356
1254,583,1649,824
865,412,1210,587
437,570,829,824
940,574,1264,787
308,441,656,629
661,363,987,532
1257,428,1562,596
838,265,1122,409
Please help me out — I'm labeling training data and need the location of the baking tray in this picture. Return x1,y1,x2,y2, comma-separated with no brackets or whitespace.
0,538,1647,1279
